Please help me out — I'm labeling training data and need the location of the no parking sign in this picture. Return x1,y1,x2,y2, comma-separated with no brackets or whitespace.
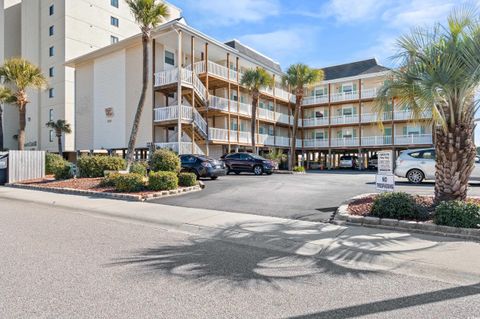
376,150,394,192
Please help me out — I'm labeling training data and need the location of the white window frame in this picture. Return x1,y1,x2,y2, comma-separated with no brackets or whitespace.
341,82,353,93
164,50,175,67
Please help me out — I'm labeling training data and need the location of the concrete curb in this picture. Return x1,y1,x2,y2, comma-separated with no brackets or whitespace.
6,183,202,202
334,194,480,242
273,170,306,175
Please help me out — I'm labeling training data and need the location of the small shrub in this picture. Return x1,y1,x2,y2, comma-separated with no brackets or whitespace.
45,153,65,175
130,161,148,176
371,192,423,220
148,171,178,191
112,173,144,192
99,172,121,187
293,166,305,172
51,161,72,180
77,155,126,178
150,149,180,172
178,172,197,187
434,201,480,228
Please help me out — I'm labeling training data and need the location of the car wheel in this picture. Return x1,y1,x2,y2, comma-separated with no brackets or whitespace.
407,169,424,184
211,176,218,180
253,165,263,175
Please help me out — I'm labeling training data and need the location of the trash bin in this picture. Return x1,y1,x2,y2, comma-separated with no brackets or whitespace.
0,153,8,185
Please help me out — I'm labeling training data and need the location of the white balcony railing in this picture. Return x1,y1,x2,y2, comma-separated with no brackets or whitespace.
331,137,360,147
239,131,251,144
331,91,359,102
361,135,393,146
303,117,329,127
361,112,392,123
275,136,290,147
154,105,192,122
330,114,360,125
303,138,329,148
394,110,432,121
276,113,291,124
302,95,329,106
154,142,204,155
258,108,275,121
395,134,432,145
361,87,378,99
154,68,207,102
192,107,207,135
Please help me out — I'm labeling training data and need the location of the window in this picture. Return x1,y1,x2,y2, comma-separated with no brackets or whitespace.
165,50,175,66
49,46,55,57
49,25,54,36
110,16,119,27
49,67,54,77
49,130,54,142
110,35,119,44
341,83,353,93
240,154,251,161
49,109,54,121
421,150,435,160
111,0,119,8
49,4,54,16
48,88,55,98
180,155,196,164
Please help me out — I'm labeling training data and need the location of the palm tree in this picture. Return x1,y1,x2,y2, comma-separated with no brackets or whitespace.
125,0,169,169
240,67,273,153
282,64,323,170
46,120,72,157
0,87,16,150
376,8,480,202
0,58,47,150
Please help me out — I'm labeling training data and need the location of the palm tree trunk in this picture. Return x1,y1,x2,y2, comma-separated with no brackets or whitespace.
18,104,26,151
251,92,258,154
0,105,4,151
57,134,63,157
434,123,476,202
289,95,301,170
126,33,149,169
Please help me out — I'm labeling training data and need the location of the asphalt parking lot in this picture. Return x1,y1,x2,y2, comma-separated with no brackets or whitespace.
152,170,480,222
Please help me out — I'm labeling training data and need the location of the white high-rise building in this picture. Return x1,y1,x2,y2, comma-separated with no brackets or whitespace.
1,0,181,156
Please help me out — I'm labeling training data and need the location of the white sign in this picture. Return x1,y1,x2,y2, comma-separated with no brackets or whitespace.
378,150,393,175
376,174,395,192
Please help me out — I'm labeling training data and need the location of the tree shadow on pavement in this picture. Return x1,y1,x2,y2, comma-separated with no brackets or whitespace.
108,220,442,291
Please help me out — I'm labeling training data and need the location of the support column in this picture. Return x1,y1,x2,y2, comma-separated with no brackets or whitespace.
227,53,231,153
358,79,362,170
152,39,156,151
177,30,183,153
191,36,195,154
236,57,240,145
205,42,209,156
328,83,332,169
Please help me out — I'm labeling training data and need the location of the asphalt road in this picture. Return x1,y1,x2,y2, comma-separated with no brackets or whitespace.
1,198,479,319
152,170,480,222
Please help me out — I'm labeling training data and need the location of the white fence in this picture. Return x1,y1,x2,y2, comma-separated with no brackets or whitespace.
7,150,45,183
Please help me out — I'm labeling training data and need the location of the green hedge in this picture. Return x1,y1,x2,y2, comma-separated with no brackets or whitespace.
45,153,65,175
52,160,72,180
434,201,480,228
99,172,121,187
371,192,426,220
77,155,126,178
130,161,148,176
150,149,180,172
111,173,144,192
178,172,197,187
148,171,178,191
293,166,305,172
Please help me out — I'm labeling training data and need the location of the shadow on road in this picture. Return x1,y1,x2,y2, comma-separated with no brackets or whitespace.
287,282,480,319
109,221,442,291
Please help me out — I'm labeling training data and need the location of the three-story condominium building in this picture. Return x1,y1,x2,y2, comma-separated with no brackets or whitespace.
67,17,434,168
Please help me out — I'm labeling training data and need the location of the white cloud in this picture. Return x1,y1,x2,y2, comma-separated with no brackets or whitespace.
181,0,280,26
322,0,387,23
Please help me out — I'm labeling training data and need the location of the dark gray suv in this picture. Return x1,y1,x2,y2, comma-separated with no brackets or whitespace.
221,153,274,175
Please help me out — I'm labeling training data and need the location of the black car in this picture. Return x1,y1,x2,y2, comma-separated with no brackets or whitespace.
221,153,274,175
179,154,226,180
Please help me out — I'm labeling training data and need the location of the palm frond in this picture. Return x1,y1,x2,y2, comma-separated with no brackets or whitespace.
0,58,47,91
125,0,169,34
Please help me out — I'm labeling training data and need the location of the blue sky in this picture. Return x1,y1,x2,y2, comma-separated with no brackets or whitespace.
168,0,480,144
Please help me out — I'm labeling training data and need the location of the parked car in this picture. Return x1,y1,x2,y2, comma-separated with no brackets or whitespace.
179,154,226,180
221,153,274,175
339,155,359,169
368,154,378,170
395,148,480,183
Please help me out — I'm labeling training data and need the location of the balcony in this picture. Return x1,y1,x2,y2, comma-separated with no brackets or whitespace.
258,108,275,121
302,117,329,127
302,95,329,106
361,112,392,123
395,134,432,145
303,138,329,148
154,68,207,102
331,137,360,147
301,87,379,106
361,135,392,146
394,110,432,121
330,114,359,125
154,142,204,155
154,105,207,136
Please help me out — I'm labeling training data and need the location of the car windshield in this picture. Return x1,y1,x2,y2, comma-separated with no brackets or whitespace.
250,154,266,160
198,156,216,162
340,156,352,160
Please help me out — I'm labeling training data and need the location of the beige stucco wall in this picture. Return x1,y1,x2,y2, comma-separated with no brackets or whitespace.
75,61,94,150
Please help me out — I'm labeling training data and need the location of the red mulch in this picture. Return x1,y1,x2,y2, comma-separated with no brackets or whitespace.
348,194,480,216
18,177,191,196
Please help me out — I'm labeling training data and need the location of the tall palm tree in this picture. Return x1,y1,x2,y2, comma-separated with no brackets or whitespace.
0,58,47,150
282,64,323,170
376,8,480,202
46,120,72,157
0,87,16,150
125,0,169,169
240,67,273,154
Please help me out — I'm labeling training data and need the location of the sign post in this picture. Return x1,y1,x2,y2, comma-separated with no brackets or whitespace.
376,150,395,192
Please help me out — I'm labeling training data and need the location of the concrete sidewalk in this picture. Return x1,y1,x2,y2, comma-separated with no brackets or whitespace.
1,186,479,286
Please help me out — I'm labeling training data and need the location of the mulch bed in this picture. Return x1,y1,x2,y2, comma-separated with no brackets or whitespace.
348,194,480,217
18,177,193,197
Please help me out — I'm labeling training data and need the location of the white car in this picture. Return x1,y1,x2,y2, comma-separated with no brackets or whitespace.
394,148,480,183
339,155,359,169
